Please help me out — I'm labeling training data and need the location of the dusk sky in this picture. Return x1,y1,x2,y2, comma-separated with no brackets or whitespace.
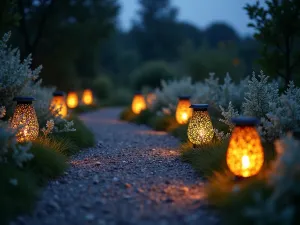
119,0,257,37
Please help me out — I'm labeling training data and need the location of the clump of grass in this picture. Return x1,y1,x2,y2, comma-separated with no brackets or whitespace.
119,107,137,121
0,135,71,224
26,140,67,184
181,140,228,178
132,109,155,125
170,124,188,142
37,136,79,156
54,115,95,148
149,115,178,131
205,171,271,225
0,164,39,225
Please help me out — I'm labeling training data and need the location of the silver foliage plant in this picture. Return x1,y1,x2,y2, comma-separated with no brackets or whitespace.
0,32,75,134
151,73,247,117
244,135,300,225
150,69,300,141
219,71,300,141
151,77,197,116
0,32,42,115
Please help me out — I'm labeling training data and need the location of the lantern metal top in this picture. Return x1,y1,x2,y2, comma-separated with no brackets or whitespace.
13,97,35,104
53,91,65,96
232,117,259,126
134,91,142,95
178,95,191,100
189,104,209,111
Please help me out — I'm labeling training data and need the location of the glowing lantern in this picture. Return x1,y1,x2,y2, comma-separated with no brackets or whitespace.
82,89,93,105
226,117,264,178
131,92,147,114
175,96,192,124
187,104,214,146
10,97,39,142
50,91,68,118
146,92,156,107
67,92,78,109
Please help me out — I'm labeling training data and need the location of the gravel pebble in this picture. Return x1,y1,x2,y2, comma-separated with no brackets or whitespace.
11,108,220,225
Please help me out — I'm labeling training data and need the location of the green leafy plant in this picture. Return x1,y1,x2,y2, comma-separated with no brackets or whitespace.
26,140,67,184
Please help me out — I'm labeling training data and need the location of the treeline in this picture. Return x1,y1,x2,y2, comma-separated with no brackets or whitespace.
99,0,260,88
1,0,300,102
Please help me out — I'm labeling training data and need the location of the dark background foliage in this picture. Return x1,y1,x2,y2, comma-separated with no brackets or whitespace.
1,0,300,101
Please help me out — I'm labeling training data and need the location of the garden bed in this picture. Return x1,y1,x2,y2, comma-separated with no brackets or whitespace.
119,71,300,225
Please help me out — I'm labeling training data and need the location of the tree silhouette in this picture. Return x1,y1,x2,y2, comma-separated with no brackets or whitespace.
245,0,300,87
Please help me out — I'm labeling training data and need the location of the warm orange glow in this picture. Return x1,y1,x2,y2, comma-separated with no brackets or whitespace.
82,89,93,105
175,98,192,124
131,93,147,114
146,92,156,106
10,98,39,142
226,125,264,178
67,92,78,109
50,96,67,118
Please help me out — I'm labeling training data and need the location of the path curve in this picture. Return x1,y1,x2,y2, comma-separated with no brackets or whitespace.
12,108,219,225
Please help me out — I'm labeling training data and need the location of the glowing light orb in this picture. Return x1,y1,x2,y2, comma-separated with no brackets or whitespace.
67,92,78,109
82,89,93,105
187,104,214,145
175,96,192,124
131,92,146,114
226,117,264,178
50,91,67,118
10,97,39,142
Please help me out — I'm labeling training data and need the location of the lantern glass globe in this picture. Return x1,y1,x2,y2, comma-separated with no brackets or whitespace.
10,97,39,142
82,89,93,105
131,93,147,114
67,92,79,109
187,104,214,145
175,96,192,125
51,91,67,117
226,117,264,178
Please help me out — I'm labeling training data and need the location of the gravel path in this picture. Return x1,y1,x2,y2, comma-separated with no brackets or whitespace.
12,108,219,225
